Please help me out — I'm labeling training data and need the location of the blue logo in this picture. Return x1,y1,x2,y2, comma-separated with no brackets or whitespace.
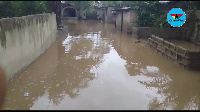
167,8,186,27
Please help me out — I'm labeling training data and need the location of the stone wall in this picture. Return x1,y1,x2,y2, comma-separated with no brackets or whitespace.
0,13,59,82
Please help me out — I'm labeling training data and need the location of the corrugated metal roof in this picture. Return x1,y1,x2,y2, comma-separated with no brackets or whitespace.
112,7,131,11
120,7,131,10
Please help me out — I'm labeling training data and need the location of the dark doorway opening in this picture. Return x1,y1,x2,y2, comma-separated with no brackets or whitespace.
63,8,76,17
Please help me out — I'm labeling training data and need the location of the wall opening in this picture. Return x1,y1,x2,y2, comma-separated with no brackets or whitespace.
63,8,77,17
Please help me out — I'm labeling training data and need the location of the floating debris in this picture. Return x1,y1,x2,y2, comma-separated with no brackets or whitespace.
24,92,29,97
76,92,80,95
11,89,15,91
56,84,59,87
28,83,33,86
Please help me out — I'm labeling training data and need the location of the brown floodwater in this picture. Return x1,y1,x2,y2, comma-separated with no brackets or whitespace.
2,21,200,110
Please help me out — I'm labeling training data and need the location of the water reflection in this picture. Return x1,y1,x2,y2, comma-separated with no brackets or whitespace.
3,20,200,110
34,32,111,107
112,32,200,110
3,22,111,109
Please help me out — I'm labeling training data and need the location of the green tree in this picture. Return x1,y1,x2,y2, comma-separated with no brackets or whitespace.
67,1,93,11
67,1,97,20
0,1,50,19
102,1,121,7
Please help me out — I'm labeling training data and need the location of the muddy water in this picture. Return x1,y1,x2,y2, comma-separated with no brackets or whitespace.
2,21,200,110
169,40,200,52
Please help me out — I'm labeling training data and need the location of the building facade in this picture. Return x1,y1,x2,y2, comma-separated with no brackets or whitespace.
114,7,137,34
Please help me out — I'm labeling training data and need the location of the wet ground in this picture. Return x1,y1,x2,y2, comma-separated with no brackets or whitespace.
2,21,200,110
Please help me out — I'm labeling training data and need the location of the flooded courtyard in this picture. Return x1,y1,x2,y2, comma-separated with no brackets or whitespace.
3,21,200,110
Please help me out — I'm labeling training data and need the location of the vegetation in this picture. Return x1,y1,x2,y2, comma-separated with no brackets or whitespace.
101,1,166,27
1,1,200,27
101,1,200,28
0,1,50,19
67,1,96,20
67,1,92,10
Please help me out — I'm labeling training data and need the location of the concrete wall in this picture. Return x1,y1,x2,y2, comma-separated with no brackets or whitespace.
136,27,153,39
116,10,137,34
130,10,137,23
135,27,181,39
122,11,130,33
0,13,58,82
127,10,138,34
96,9,104,20
105,7,116,23
180,10,200,42
79,9,86,20
116,12,122,31
148,35,200,70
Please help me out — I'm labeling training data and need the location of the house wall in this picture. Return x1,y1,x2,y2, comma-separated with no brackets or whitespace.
127,10,138,34
116,12,122,31
105,7,116,23
96,9,104,20
122,11,131,33
115,9,138,34
79,9,86,20
130,10,137,25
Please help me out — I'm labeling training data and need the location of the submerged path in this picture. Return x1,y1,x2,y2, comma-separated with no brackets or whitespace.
3,21,200,110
